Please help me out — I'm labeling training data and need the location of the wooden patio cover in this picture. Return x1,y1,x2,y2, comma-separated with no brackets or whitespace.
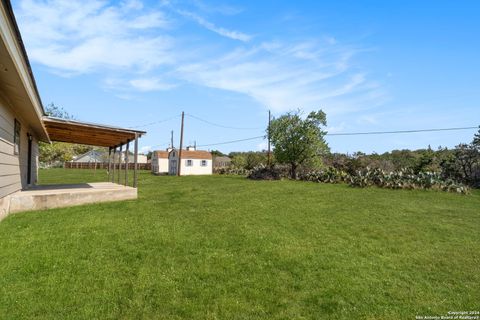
43,117,145,147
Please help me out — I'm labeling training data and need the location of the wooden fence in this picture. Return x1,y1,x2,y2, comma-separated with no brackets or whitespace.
64,162,151,170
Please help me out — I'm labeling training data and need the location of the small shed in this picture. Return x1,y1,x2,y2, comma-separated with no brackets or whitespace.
151,150,170,174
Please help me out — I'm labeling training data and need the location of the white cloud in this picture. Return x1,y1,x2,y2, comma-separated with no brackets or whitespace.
15,0,386,117
177,10,251,42
122,0,144,11
129,78,177,91
190,0,244,16
16,0,173,74
177,41,383,113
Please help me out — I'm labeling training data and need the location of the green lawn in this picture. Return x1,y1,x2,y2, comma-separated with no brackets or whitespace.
0,169,479,319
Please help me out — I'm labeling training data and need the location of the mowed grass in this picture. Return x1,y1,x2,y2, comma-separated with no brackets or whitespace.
0,169,479,319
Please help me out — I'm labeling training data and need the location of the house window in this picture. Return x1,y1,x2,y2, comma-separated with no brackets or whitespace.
201,160,207,167
14,119,21,155
186,159,193,166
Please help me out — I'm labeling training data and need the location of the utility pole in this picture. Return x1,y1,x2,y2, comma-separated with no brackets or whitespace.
170,130,174,149
267,109,272,166
177,111,184,176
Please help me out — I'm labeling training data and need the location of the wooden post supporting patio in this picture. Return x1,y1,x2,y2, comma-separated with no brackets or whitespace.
133,133,138,188
118,144,123,184
112,147,117,183
125,140,130,186
108,147,112,181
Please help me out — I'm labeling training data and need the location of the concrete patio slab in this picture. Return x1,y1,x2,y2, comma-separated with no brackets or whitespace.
6,182,137,216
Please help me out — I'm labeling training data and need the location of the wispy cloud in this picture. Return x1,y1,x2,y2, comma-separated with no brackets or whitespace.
177,41,383,113
15,0,385,116
190,0,244,16
177,10,251,42
17,0,173,74
129,78,177,91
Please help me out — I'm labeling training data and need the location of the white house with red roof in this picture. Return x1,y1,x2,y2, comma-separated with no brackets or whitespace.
168,146,212,176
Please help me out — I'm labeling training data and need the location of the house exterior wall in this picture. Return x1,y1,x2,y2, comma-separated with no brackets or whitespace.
119,153,147,164
135,154,148,164
178,159,212,175
0,94,39,198
168,150,212,176
151,154,169,174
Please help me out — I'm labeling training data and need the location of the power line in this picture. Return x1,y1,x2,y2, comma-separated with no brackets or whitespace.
186,113,263,130
129,114,181,129
327,126,478,136
194,126,477,148
196,135,265,148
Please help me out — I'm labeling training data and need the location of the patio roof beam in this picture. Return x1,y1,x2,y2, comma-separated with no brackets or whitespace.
43,117,145,148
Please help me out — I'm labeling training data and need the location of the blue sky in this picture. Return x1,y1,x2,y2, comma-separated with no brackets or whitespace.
13,0,480,154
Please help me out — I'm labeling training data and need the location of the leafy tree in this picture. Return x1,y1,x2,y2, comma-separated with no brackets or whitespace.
441,144,479,185
230,154,247,169
245,152,267,169
211,150,226,157
439,128,480,187
44,103,74,119
269,110,329,179
228,151,268,170
414,146,436,173
473,126,480,150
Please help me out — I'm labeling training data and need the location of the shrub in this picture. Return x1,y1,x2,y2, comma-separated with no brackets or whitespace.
247,164,289,180
245,164,469,194
348,168,469,194
216,167,251,176
299,167,349,184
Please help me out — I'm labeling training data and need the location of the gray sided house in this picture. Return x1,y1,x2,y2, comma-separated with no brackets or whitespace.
213,156,232,169
0,0,145,220
73,150,107,163
0,0,47,198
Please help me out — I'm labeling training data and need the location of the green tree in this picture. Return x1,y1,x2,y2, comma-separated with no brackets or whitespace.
211,150,226,157
244,152,266,170
269,109,329,179
231,154,247,169
473,126,480,150
44,102,74,119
